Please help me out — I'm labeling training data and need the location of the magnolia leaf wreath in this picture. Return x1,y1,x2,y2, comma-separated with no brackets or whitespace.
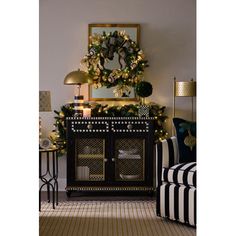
81,30,149,97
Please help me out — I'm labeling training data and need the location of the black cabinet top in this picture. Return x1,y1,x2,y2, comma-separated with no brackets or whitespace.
66,117,155,120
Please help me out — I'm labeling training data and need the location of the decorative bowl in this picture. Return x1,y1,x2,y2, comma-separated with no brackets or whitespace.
118,149,138,155
120,174,140,180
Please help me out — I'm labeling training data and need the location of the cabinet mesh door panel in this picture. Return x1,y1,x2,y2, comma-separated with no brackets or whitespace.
75,138,105,181
115,138,145,181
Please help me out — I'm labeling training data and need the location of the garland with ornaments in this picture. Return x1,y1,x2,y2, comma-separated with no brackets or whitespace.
81,30,149,97
50,103,168,156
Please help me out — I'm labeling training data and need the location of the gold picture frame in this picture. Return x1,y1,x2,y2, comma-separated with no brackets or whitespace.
88,23,140,101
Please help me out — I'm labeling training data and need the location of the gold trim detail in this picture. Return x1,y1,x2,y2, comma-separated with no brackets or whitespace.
88,23,140,45
66,186,154,191
88,84,138,101
87,23,140,101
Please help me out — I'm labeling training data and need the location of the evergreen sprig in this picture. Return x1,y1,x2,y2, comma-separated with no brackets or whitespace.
51,103,168,156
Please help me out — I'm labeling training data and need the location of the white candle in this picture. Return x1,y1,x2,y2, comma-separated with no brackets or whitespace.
83,108,91,117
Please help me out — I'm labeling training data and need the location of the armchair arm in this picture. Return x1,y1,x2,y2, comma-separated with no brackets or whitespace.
155,136,179,187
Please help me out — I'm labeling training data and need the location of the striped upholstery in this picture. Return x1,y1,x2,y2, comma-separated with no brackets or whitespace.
156,137,196,227
156,136,179,187
156,183,196,226
162,162,196,187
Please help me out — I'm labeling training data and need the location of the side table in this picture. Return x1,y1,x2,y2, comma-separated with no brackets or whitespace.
39,148,59,211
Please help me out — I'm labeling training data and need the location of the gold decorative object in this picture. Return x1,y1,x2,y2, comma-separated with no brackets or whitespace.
64,70,92,85
184,130,196,150
64,70,91,116
175,81,196,97
88,24,140,45
173,77,196,121
66,186,154,191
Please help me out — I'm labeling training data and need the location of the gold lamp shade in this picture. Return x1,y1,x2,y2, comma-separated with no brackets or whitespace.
64,70,91,85
173,78,196,128
174,80,196,97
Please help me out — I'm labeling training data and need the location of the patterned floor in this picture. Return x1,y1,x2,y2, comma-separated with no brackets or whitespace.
39,200,196,236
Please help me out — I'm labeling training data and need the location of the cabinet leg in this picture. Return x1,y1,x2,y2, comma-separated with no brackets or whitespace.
66,190,72,198
147,190,153,197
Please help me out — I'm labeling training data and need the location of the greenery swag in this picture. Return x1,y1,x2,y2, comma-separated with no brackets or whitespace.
81,31,149,96
51,103,168,156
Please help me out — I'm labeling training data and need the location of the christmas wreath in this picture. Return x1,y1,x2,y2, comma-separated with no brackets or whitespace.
81,30,149,97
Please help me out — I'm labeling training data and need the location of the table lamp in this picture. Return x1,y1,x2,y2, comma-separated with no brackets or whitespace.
64,69,91,117
39,91,52,141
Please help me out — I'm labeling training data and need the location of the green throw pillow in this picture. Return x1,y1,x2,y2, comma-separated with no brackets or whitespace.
173,118,196,163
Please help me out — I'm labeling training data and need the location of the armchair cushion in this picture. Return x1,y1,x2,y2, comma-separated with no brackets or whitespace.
173,118,196,163
162,162,196,187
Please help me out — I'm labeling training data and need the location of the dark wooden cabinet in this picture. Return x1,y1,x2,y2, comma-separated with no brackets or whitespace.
66,117,155,196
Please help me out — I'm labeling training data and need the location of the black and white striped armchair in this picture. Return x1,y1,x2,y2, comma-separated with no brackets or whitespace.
156,136,196,226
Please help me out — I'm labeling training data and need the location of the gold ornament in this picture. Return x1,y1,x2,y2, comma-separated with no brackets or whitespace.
59,112,64,118
91,33,102,45
102,76,107,81
184,130,196,151
113,84,131,97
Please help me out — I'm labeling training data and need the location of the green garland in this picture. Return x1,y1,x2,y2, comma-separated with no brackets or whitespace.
81,31,149,90
51,103,168,156
50,103,74,156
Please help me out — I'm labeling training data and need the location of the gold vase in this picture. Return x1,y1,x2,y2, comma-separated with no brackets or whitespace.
140,97,146,105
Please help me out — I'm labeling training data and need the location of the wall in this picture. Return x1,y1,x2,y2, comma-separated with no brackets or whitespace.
39,0,196,190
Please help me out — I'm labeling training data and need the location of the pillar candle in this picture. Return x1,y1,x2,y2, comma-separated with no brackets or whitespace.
83,108,91,117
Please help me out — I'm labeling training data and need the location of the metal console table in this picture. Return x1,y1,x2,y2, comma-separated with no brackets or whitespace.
39,148,59,211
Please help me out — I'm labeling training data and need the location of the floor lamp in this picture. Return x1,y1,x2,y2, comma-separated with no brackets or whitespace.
64,70,91,117
173,77,196,134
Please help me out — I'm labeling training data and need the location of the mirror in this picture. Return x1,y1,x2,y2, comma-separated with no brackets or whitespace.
88,24,140,101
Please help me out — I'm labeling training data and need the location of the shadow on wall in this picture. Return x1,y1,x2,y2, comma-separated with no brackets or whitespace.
141,24,196,137
141,23,195,74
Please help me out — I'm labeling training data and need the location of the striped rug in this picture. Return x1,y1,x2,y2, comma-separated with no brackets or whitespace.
39,200,196,236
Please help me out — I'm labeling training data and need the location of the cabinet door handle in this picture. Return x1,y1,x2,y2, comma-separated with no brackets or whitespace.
112,158,115,162
104,158,108,163
127,124,133,130
87,124,93,130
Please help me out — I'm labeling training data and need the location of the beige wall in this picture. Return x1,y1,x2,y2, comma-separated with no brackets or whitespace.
39,0,196,190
